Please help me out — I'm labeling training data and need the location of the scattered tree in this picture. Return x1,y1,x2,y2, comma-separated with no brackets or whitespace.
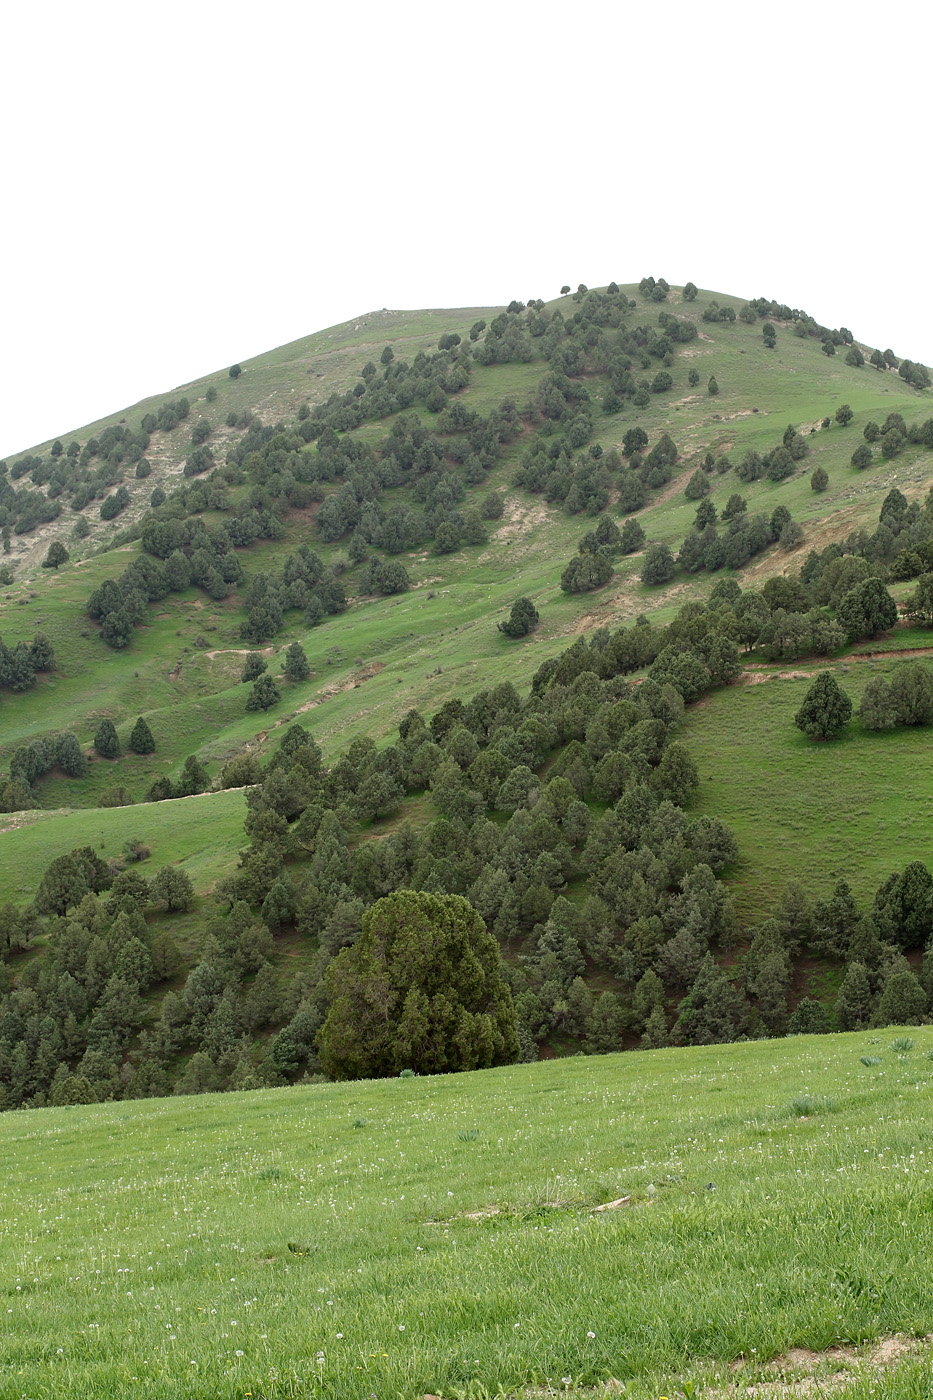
42,541,69,569
94,719,121,759
498,598,539,639
129,717,156,755
283,643,311,683
246,675,281,712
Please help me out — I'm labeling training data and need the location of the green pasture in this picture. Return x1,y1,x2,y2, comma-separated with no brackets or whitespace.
2,1030,933,1398
0,788,246,905
684,651,933,920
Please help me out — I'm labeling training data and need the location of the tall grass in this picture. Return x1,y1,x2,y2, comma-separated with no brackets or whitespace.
1,1028,932,1398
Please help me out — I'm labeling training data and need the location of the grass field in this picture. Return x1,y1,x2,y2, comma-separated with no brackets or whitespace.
2,1030,933,1398
0,788,247,904
684,651,933,920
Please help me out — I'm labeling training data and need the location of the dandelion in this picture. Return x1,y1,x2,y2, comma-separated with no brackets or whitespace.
235,1350,244,1357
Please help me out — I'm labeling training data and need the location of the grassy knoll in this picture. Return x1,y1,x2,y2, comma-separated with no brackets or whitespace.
684,652,933,920
3,1031,933,1398
0,788,246,904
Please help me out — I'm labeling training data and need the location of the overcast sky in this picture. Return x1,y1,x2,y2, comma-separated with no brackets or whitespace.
3,0,930,460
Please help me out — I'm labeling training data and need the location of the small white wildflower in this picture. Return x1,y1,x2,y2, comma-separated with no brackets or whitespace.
398,1324,405,1331
235,1350,244,1357
336,1332,343,1339
587,1331,596,1339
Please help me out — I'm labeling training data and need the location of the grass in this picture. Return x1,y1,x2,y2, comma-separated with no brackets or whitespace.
0,788,247,904
3,1028,933,1397
683,651,933,919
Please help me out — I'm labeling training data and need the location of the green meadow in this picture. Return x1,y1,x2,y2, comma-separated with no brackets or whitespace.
684,650,933,921
3,1030,933,1399
0,788,247,905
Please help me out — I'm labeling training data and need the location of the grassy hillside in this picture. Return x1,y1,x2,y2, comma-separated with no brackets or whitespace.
3,1029,933,1398
2,279,933,1109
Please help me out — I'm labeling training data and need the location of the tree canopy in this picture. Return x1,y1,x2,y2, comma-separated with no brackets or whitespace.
318,890,519,1079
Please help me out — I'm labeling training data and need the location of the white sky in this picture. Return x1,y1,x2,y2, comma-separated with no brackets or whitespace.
3,0,930,461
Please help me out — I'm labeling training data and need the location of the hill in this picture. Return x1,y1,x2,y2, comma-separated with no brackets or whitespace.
2,1029,933,1398
2,279,933,1108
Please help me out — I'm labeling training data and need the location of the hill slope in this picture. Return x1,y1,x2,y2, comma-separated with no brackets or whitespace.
2,279,933,1108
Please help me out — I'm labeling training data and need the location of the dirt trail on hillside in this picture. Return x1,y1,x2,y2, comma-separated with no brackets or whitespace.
739,644,933,686
296,662,385,713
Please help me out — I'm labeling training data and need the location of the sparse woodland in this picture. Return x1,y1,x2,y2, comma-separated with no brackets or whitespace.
2,280,933,1107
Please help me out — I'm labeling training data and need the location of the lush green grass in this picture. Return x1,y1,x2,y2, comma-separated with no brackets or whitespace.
0,788,247,904
684,652,933,919
3,1030,933,1398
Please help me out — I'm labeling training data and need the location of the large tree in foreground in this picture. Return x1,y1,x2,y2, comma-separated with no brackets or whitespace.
318,890,519,1080
794,672,852,740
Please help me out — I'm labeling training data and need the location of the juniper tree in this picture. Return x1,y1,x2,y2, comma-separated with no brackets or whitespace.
318,890,519,1079
834,961,873,1031
129,716,156,754
673,953,748,1046
498,597,539,638
150,865,194,912
794,672,852,739
246,675,281,712
876,969,927,1027
787,997,830,1034
242,652,267,682
94,718,121,758
283,642,311,682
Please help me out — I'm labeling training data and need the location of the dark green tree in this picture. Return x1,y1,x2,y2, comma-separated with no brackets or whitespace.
318,890,519,1079
837,578,897,640
708,375,719,395
787,997,830,1034
283,642,311,682
859,677,896,730
876,969,927,1027
834,962,873,1031
684,470,711,500
150,865,194,912
835,403,854,427
246,675,281,712
129,716,156,754
229,364,242,379
93,718,121,759
54,733,87,778
620,517,645,553
640,542,676,585
889,661,933,726
811,466,829,492
35,854,87,916
673,953,748,1046
498,597,540,639
794,672,852,740
42,541,69,569
242,652,267,682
